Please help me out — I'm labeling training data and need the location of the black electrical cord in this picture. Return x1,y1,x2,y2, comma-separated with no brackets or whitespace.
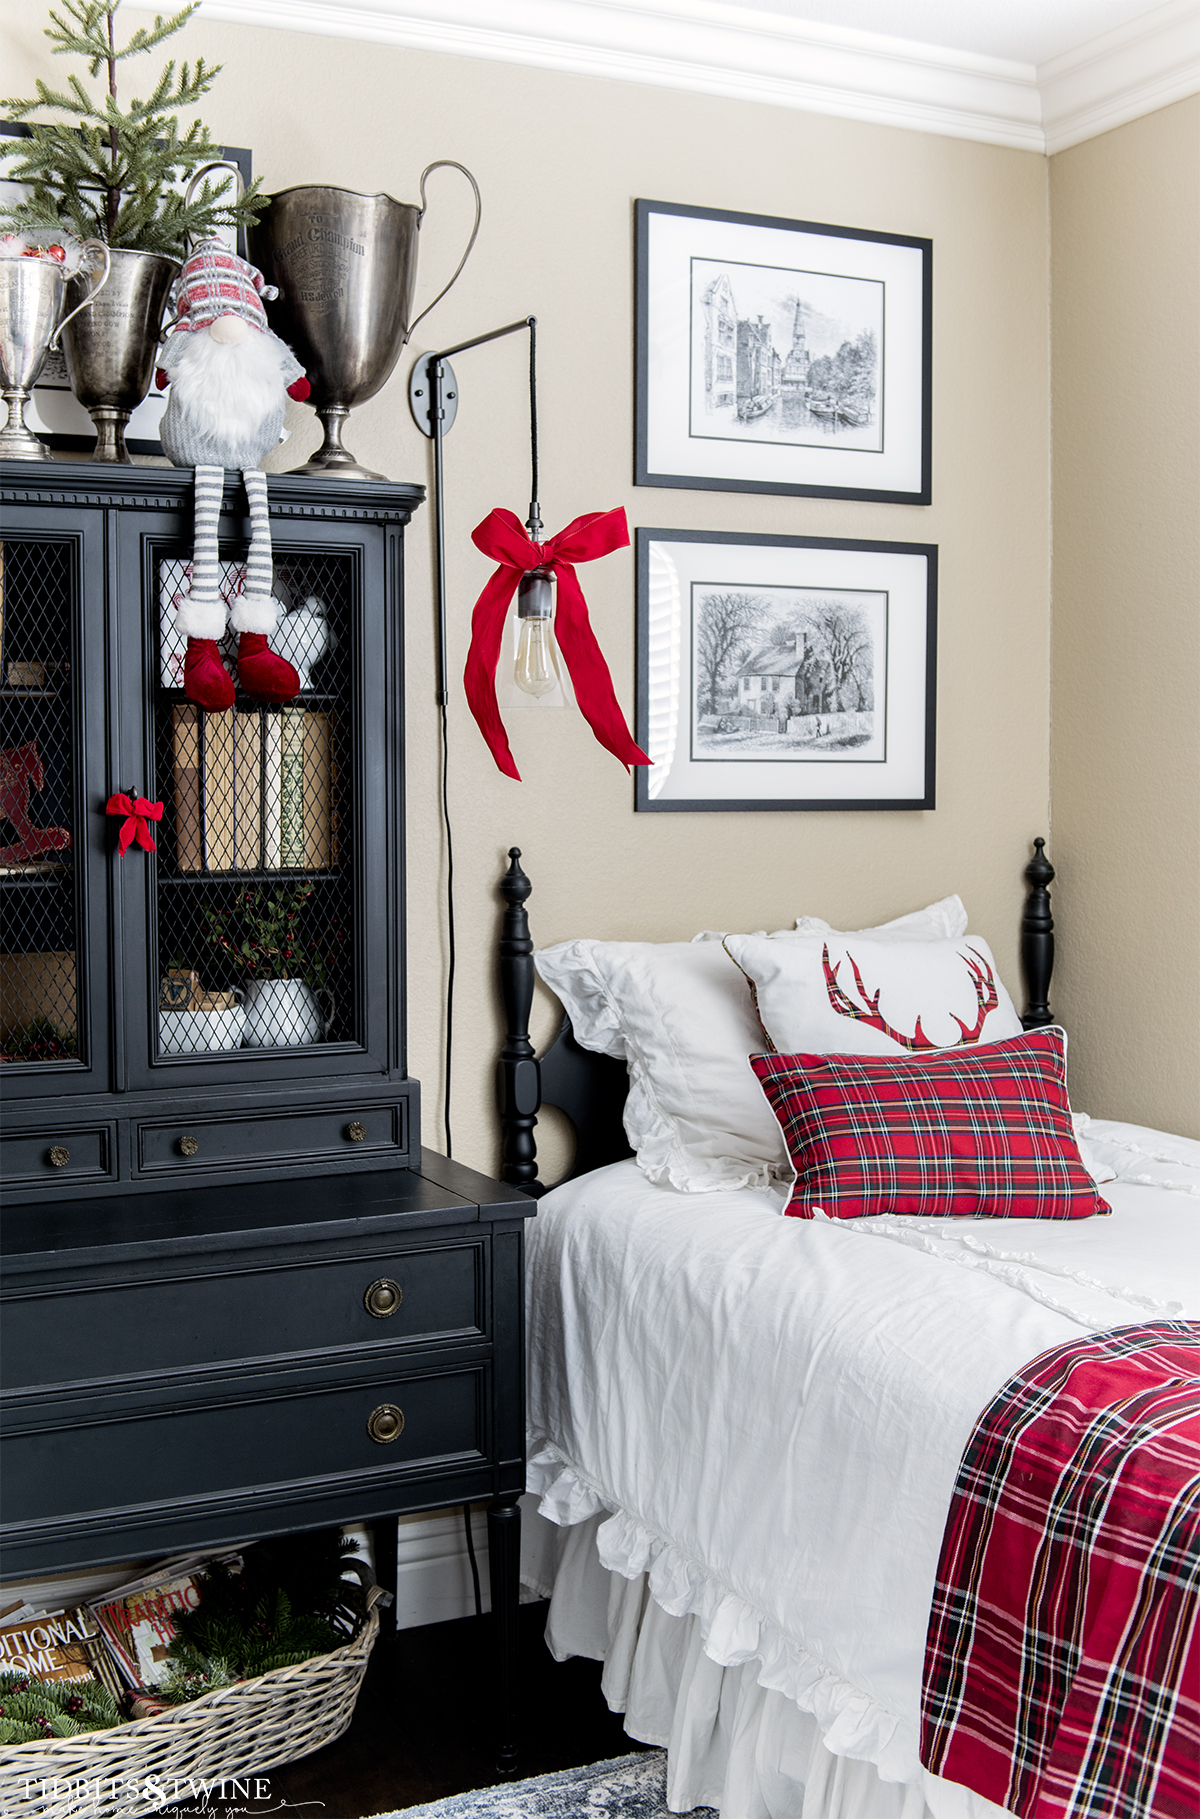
440,699,455,1159
462,1501,483,1619
528,317,539,525
427,316,538,1168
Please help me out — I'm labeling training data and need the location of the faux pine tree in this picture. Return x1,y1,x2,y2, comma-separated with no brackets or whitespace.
1,1,263,257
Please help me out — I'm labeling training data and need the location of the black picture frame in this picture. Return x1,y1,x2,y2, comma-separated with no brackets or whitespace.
635,527,937,813
0,125,253,456
635,198,932,505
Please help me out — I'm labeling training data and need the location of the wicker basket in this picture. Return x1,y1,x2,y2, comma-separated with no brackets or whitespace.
0,1586,384,1819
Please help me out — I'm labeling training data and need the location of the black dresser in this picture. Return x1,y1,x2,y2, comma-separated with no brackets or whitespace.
0,463,533,1769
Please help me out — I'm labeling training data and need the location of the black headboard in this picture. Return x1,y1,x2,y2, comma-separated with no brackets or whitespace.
497,839,1056,1196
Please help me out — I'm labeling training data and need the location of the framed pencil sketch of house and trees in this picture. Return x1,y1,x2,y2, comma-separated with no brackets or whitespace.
635,199,931,504
635,529,936,812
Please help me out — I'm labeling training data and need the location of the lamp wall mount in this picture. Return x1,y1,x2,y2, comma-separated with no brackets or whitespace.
408,355,458,438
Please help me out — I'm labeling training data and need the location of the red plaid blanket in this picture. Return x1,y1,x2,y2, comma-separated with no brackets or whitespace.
921,1323,1200,1819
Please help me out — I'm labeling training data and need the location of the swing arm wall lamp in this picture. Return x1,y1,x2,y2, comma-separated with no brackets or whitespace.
408,316,539,709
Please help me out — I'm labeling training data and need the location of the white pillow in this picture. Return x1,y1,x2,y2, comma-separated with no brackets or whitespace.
722,930,1023,1059
794,893,968,940
534,899,990,1195
534,937,786,1192
692,893,968,946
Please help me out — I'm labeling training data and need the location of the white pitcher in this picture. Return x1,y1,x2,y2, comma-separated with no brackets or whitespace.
241,977,334,1047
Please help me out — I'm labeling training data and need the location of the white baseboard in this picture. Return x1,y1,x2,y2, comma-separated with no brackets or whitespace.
393,1500,546,1628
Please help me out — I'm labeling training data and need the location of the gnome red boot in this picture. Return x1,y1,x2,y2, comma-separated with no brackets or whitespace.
183,637,235,712
230,470,299,702
235,632,299,702
174,470,236,711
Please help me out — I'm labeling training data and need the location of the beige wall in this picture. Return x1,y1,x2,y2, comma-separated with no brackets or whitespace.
4,17,1056,1173
1050,98,1200,1139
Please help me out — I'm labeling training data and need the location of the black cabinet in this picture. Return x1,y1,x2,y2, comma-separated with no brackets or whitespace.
1,465,534,1772
1,463,421,1181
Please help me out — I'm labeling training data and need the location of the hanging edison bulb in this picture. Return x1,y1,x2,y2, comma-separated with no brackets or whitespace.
496,562,575,710
514,567,557,696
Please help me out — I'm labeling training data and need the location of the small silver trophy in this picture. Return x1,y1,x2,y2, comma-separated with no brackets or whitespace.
0,241,110,461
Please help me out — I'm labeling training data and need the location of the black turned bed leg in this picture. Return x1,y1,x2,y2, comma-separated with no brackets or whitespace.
369,1513,399,1644
498,848,542,1192
488,1492,522,1776
1021,837,1056,1029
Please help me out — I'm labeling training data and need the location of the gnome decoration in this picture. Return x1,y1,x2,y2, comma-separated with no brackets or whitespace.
155,240,312,712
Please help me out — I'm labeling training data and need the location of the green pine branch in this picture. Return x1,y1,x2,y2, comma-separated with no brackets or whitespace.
1,1,264,256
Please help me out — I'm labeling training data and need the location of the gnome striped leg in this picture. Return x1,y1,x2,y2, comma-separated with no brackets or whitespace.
176,464,235,712
231,467,299,703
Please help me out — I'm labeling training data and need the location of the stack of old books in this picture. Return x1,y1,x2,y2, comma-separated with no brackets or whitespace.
171,704,334,874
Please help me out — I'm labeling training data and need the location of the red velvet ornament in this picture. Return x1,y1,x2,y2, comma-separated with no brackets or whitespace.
464,507,651,781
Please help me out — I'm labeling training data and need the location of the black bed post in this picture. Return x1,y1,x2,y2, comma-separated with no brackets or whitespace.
497,848,542,1191
1021,837,1056,1029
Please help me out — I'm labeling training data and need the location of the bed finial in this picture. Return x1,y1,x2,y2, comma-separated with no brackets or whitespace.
1021,837,1055,1029
498,847,541,1192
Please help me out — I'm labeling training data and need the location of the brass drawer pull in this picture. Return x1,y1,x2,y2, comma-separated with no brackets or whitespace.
347,1121,367,1142
367,1403,404,1445
178,1135,200,1157
364,1277,402,1318
48,1145,70,1169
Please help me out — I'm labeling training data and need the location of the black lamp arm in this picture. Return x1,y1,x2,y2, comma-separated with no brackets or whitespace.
408,315,539,705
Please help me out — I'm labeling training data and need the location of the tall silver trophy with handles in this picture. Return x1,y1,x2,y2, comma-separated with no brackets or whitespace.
248,162,480,481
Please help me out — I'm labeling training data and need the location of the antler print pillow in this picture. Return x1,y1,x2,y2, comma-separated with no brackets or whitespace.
722,931,1024,1058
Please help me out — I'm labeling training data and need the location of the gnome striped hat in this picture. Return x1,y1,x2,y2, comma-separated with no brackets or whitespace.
171,239,278,333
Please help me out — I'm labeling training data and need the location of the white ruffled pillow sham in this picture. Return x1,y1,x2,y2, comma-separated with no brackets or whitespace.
692,893,968,945
535,897,975,1194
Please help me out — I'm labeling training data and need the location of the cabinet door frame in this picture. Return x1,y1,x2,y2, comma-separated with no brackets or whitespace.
0,505,111,1100
117,504,396,1092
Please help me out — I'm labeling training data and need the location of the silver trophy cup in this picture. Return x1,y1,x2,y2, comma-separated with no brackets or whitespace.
247,163,480,481
0,242,110,461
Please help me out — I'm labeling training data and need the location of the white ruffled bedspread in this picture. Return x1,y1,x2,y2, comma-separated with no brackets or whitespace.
525,1120,1200,1806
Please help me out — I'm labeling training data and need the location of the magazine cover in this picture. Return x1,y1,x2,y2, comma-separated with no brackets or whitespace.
0,1604,116,1691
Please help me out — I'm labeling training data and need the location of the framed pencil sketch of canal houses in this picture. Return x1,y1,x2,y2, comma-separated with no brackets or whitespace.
635,528,937,812
634,200,931,504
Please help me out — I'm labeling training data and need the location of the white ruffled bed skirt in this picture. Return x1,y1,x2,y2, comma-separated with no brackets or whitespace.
520,1479,1008,1819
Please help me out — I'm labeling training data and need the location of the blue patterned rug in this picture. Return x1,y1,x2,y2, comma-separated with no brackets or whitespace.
369,1750,713,1818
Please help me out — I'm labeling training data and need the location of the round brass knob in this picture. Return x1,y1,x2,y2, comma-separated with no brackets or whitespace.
363,1277,402,1318
48,1145,70,1169
347,1121,367,1142
366,1403,404,1445
178,1135,199,1157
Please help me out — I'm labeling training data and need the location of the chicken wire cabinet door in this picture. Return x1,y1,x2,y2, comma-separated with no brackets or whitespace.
118,509,395,1092
0,510,109,1101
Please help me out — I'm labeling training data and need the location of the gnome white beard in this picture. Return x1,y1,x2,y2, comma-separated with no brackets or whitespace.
160,328,298,470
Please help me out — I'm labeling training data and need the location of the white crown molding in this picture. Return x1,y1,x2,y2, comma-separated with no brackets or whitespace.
1039,0,1200,153
168,0,1200,154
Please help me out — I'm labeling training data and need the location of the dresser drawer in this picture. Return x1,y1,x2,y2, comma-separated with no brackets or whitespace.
1,1239,486,1389
0,1126,115,1188
3,1362,487,1528
134,1102,407,1174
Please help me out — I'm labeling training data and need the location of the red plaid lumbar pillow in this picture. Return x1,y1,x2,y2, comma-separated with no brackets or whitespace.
750,1027,1110,1219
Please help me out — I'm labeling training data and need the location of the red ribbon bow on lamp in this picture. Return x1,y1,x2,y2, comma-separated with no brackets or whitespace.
106,792,163,855
464,507,651,781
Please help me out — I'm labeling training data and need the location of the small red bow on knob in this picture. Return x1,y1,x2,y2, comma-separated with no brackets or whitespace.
464,507,651,781
106,792,163,855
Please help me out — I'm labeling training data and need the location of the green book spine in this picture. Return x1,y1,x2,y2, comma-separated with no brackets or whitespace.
279,706,305,869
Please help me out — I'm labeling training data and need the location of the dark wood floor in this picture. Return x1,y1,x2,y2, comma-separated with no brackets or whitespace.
187,1602,648,1818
